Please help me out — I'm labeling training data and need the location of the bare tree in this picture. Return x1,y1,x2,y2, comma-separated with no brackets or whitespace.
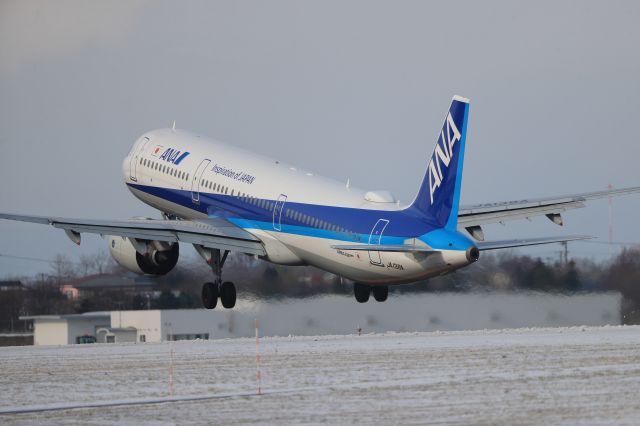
50,254,76,285
78,251,113,276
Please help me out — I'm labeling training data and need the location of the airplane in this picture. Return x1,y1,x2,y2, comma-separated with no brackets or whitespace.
1,95,638,308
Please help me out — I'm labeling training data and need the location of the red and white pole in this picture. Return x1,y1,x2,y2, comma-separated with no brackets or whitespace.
255,319,262,395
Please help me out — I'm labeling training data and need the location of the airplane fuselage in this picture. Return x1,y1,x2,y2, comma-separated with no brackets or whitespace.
123,128,476,285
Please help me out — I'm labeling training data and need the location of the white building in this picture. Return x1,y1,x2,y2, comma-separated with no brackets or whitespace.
20,312,111,345
22,292,623,346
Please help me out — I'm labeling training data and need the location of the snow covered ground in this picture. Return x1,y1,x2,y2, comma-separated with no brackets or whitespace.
1,325,640,425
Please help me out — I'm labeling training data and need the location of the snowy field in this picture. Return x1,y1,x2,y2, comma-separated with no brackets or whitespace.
1,326,640,425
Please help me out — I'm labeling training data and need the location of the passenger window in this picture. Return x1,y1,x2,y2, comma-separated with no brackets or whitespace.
231,189,234,196
186,174,189,181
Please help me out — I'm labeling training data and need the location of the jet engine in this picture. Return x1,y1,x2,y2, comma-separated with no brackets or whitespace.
108,236,179,275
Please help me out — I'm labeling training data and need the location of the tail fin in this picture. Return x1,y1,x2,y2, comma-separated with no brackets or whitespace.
410,95,470,230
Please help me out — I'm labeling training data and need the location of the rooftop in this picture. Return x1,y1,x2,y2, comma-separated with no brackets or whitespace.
63,274,157,290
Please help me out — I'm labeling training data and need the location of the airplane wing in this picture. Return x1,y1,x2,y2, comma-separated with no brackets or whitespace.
0,213,265,256
331,235,589,253
458,186,640,240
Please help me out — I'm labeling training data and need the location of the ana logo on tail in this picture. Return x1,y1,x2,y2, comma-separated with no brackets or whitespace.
427,112,462,204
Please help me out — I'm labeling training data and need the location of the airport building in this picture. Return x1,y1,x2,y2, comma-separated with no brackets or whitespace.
21,310,221,345
22,292,623,346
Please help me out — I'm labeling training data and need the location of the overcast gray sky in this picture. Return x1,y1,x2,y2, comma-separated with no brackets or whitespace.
1,0,639,278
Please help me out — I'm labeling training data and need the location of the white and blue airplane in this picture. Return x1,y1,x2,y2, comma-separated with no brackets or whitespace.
2,96,638,308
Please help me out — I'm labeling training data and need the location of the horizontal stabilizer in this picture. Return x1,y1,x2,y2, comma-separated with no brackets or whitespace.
477,235,591,251
331,244,435,253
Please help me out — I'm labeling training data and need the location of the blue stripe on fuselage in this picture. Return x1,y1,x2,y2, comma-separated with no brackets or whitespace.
127,183,470,249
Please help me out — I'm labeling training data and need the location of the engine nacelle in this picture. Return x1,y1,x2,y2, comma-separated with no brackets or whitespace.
108,236,179,275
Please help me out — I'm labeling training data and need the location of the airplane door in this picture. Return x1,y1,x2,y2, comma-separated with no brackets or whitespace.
273,194,287,231
368,219,389,265
129,137,150,182
191,159,211,204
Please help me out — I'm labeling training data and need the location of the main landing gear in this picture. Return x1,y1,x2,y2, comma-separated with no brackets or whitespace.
201,248,236,309
354,283,388,303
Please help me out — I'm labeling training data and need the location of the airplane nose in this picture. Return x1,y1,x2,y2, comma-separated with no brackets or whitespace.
466,246,480,262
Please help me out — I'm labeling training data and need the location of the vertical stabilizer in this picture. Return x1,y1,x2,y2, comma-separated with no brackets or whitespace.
409,96,469,230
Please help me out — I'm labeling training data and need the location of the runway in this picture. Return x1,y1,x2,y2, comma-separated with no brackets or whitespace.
1,325,640,425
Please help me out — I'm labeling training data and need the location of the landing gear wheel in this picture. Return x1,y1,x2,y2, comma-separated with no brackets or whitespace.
202,282,218,309
354,283,371,303
220,281,237,309
372,286,388,302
